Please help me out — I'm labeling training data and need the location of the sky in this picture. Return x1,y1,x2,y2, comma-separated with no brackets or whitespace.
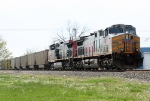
0,0,150,57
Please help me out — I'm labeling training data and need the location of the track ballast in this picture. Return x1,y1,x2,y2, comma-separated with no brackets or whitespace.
0,70,150,82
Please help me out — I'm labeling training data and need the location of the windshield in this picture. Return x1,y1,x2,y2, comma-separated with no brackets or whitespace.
109,28,123,34
125,29,136,35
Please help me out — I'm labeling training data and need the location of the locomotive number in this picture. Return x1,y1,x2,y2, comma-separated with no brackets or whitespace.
122,39,132,43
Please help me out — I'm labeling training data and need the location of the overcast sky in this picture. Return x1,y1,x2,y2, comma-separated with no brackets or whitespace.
0,0,150,57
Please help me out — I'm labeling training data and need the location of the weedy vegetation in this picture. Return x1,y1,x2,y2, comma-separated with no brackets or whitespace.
0,73,150,101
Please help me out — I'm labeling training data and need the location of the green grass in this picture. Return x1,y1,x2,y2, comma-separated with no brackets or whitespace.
0,74,150,101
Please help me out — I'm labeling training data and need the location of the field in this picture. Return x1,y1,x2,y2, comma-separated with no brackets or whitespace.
0,73,150,101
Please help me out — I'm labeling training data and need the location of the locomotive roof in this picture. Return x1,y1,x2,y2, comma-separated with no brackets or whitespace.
109,24,135,28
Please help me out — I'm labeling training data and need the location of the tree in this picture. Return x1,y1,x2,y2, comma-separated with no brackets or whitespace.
0,35,12,69
56,20,89,42
0,35,12,60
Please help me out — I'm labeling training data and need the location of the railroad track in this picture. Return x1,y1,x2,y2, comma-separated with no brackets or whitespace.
0,69,150,72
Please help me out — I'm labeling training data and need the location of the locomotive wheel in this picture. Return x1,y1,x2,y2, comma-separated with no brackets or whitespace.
62,61,70,70
50,63,54,70
97,59,104,70
97,59,108,70
98,58,114,70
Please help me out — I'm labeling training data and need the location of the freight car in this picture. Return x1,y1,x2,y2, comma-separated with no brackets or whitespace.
10,50,49,70
11,58,15,69
35,50,49,70
3,24,143,70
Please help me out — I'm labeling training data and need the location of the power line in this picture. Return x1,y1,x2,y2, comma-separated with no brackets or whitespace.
0,29,52,30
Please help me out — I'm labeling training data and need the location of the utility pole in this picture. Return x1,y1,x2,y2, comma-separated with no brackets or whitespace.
73,28,77,40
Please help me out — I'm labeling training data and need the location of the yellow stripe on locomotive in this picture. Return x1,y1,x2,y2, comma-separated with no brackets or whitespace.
112,34,140,54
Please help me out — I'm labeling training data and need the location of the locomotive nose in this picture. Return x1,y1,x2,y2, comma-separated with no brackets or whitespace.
112,34,142,69
112,34,139,54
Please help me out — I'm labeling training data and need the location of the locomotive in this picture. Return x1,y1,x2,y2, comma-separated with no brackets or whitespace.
48,24,143,70
0,24,143,70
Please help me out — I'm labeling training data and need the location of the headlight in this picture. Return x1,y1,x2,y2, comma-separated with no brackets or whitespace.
126,30,129,34
120,49,124,51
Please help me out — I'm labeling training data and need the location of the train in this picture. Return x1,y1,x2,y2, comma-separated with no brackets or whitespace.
0,24,143,70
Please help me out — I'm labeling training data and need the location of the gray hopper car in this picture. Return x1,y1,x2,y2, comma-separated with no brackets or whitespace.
10,50,49,70
11,58,16,69
35,50,49,69
21,55,28,70
15,57,21,70
28,53,36,69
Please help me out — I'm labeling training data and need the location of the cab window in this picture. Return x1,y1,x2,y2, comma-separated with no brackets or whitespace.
99,31,103,36
105,29,108,36
125,29,136,35
109,28,123,34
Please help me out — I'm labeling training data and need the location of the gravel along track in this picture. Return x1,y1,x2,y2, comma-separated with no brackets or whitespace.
0,70,150,82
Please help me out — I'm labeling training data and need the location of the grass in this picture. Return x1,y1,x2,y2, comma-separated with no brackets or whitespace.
0,74,150,101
